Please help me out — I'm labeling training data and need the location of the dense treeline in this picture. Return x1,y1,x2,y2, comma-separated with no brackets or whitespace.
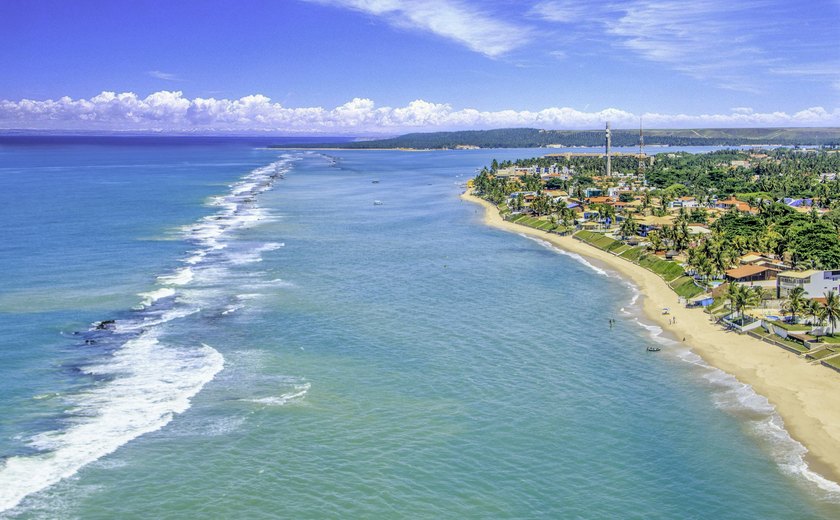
474,148,840,270
644,149,840,201
508,148,840,202
275,127,840,149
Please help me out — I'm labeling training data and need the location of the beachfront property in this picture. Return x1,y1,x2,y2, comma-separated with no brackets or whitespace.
777,270,840,299
725,264,781,283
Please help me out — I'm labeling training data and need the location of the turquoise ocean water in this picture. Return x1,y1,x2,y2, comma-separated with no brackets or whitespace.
1,138,840,518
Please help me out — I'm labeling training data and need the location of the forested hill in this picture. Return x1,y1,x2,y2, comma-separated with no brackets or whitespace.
273,127,840,149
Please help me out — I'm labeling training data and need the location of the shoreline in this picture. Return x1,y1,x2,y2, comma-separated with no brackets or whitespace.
462,189,840,488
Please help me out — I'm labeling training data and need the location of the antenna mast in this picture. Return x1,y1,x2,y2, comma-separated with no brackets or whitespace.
638,117,644,172
605,121,612,177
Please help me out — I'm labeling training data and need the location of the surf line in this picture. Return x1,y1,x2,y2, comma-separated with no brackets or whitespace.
0,157,295,514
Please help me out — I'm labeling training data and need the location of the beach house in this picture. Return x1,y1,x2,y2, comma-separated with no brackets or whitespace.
776,270,840,298
725,265,780,283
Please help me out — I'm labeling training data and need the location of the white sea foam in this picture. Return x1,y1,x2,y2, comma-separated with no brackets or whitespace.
628,296,840,500
183,251,207,265
264,278,294,288
221,304,245,315
157,267,194,286
112,307,201,334
0,157,295,513
225,242,284,265
0,335,224,513
701,356,840,498
136,287,176,307
520,234,612,277
244,383,311,407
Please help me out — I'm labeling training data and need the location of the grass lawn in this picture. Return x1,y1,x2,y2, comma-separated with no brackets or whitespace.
751,330,810,353
769,321,813,332
824,357,840,370
638,254,684,281
670,276,706,298
808,348,838,360
619,247,645,262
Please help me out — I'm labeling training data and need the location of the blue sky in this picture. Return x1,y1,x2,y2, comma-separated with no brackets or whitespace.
0,0,838,133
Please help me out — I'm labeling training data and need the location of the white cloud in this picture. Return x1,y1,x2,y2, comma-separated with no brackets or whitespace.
605,0,776,91
306,0,530,57
147,70,182,81
528,1,587,23
1,91,838,132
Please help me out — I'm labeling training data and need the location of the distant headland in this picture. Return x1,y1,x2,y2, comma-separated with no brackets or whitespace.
271,127,840,150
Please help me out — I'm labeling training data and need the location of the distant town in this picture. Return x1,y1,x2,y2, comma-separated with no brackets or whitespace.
471,124,840,370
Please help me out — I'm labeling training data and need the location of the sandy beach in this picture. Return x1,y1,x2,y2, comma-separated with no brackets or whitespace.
462,190,840,486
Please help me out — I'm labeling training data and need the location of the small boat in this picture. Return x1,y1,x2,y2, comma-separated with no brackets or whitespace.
373,200,384,206
372,179,380,184
646,346,661,352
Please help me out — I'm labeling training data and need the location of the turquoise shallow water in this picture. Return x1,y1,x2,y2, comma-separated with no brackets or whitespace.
1,139,840,518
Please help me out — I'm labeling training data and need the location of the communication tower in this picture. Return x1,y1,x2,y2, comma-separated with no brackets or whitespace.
605,121,612,177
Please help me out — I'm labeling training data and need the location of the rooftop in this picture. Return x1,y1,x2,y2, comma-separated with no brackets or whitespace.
778,270,820,279
726,264,780,279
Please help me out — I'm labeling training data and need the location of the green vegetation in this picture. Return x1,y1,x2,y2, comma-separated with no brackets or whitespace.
824,357,840,370
670,276,705,299
573,230,693,287
751,329,811,353
575,230,621,250
509,214,556,232
470,144,840,374
808,348,836,360
619,247,645,263
638,254,684,281
476,147,840,271
726,283,762,320
769,321,812,332
275,127,840,150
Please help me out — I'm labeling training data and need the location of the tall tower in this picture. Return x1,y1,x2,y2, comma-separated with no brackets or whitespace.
605,121,612,177
638,118,644,172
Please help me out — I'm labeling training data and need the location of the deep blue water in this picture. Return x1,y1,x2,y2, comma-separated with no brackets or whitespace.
1,139,839,518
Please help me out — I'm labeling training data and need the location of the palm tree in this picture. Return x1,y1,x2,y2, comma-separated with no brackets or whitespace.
783,286,807,324
600,204,616,229
807,298,825,327
673,220,691,251
727,283,747,320
641,190,652,214
824,290,840,336
750,286,764,309
647,231,664,252
727,283,760,321
619,214,638,239
710,244,732,277
696,256,714,283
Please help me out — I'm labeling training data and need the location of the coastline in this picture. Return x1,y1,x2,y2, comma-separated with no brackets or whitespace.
462,189,840,488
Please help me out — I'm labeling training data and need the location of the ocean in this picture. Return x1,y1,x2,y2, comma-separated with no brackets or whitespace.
1,137,839,518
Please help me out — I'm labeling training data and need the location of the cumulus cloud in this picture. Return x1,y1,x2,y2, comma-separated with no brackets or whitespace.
1,91,838,132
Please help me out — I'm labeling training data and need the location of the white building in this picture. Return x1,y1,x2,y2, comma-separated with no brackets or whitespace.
777,270,840,298
668,196,698,209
